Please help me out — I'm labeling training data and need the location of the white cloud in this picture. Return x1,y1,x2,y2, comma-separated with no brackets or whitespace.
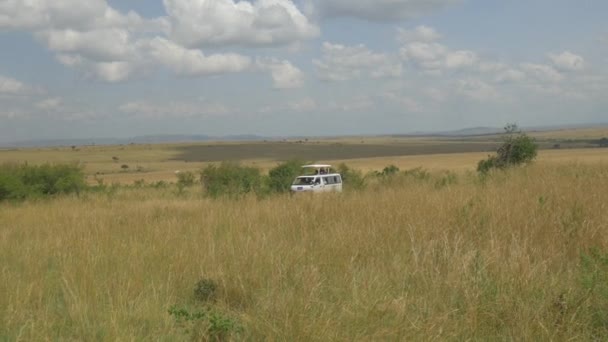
548,51,585,71
397,25,441,43
163,0,319,48
316,0,460,21
148,37,252,76
494,69,526,83
119,100,231,119
398,31,478,73
0,75,32,95
315,42,402,81
93,61,134,83
457,79,502,102
382,92,422,112
37,28,133,61
444,50,478,69
0,0,107,30
36,97,63,110
256,58,305,89
520,63,564,83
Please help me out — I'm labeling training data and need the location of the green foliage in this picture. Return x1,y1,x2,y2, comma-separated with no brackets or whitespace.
381,164,400,177
579,248,608,333
435,171,458,189
169,306,243,340
337,163,366,190
599,137,608,148
477,124,538,173
267,160,305,193
402,167,431,181
200,162,262,198
194,278,217,302
176,171,196,187
0,163,86,201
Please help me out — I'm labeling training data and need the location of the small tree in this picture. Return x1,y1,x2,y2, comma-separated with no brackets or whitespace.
477,124,538,173
267,160,305,194
599,137,608,148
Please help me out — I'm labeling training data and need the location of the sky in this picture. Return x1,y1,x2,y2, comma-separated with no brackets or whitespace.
0,0,607,143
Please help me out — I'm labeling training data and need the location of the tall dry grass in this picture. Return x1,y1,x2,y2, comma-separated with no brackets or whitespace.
1,162,608,340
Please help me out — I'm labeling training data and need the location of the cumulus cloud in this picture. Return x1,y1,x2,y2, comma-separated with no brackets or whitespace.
163,0,319,48
520,63,564,83
36,28,134,61
1,0,307,86
316,0,460,21
548,51,585,71
256,58,306,89
397,25,441,43
314,42,403,81
400,41,477,72
148,37,252,76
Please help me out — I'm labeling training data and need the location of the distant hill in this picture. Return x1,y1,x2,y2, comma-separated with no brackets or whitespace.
1,134,267,148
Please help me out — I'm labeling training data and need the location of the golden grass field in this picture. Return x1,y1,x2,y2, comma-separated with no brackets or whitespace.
1,131,608,340
0,128,606,185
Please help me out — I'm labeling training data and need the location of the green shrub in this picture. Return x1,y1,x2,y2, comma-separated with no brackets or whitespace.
194,278,217,302
169,305,243,341
381,164,400,177
0,163,86,200
200,162,262,198
267,160,305,193
176,171,196,187
337,163,366,190
402,167,431,181
477,124,538,173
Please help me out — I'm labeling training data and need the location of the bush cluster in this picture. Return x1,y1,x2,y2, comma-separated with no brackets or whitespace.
478,124,538,174
200,162,263,198
0,163,86,201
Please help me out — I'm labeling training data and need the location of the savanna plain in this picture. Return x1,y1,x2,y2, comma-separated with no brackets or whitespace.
1,128,608,340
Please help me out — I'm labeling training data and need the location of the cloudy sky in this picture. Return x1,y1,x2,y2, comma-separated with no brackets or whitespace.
1,0,607,143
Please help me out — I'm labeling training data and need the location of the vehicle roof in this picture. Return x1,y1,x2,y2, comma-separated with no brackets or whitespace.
302,164,332,168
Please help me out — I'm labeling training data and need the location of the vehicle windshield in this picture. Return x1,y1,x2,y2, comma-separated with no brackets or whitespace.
293,177,315,185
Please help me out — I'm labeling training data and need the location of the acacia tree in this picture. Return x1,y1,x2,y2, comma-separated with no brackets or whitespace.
477,124,538,173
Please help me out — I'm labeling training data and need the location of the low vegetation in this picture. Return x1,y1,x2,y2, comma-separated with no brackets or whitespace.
477,124,538,173
0,163,86,200
1,160,608,340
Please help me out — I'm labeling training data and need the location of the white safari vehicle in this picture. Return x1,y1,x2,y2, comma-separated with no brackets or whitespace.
290,164,343,193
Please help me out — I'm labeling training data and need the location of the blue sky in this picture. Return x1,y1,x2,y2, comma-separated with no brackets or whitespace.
0,0,606,143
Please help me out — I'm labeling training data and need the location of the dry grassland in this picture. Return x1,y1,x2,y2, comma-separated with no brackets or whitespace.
1,132,607,185
1,162,608,340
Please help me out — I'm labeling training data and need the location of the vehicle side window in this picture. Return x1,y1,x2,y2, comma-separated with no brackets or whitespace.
322,177,330,184
337,176,342,184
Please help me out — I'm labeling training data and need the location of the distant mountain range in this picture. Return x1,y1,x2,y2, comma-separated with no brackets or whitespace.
2,123,607,148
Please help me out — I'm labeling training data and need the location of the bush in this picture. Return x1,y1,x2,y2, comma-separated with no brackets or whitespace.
0,163,86,200
267,160,305,194
194,278,217,302
200,162,262,198
477,124,538,173
337,163,366,190
176,171,196,187
381,165,400,177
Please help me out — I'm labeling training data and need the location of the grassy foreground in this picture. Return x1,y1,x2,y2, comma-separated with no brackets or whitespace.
1,163,608,340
